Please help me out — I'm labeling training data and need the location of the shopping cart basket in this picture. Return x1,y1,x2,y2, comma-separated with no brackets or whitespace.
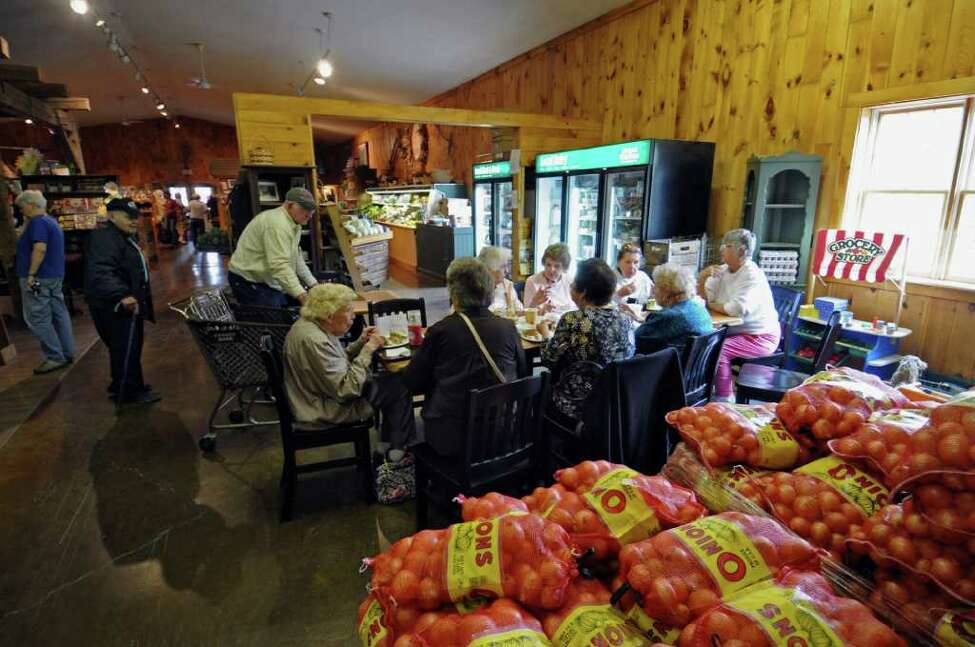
170,290,294,452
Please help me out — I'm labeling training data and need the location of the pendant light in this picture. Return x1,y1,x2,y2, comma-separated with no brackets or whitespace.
69,0,89,15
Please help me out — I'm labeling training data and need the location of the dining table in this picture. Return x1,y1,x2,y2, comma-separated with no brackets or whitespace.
351,289,402,316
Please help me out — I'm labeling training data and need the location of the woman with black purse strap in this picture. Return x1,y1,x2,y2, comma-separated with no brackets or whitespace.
400,257,526,457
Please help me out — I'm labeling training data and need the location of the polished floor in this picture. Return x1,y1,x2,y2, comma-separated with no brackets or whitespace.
0,247,448,646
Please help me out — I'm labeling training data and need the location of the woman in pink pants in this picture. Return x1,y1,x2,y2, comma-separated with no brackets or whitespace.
699,229,781,399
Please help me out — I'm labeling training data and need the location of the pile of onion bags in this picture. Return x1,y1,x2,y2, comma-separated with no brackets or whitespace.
396,598,549,647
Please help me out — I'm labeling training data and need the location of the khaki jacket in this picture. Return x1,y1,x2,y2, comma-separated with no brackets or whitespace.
228,206,316,297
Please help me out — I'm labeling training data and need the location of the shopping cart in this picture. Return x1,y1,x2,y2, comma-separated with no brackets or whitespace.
170,290,294,452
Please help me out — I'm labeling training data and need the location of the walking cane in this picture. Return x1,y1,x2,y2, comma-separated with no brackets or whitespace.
115,306,139,410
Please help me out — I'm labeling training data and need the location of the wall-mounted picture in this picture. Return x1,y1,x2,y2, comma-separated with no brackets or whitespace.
357,142,369,167
257,180,280,203
289,176,308,190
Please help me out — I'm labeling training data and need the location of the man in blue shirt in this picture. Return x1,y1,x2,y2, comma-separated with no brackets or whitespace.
14,190,75,373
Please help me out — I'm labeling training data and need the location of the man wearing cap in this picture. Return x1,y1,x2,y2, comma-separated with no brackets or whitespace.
228,187,318,307
84,198,161,406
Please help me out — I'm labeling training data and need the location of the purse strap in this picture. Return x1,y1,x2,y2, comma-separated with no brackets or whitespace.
457,312,507,383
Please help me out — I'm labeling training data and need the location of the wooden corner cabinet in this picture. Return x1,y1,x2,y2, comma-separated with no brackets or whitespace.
741,152,822,288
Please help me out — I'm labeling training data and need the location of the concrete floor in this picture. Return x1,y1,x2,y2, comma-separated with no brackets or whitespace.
0,247,451,646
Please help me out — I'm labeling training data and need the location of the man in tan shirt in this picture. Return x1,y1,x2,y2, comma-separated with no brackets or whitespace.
228,187,318,307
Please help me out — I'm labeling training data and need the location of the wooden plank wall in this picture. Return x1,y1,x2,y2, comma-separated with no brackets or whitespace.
234,96,314,167
347,0,975,380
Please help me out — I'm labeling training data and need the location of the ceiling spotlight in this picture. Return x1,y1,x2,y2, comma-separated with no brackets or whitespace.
24,118,34,125
316,57,333,78
174,122,181,129
48,128,56,135
313,76,326,86
160,111,168,117
120,54,130,63
70,0,89,15
141,86,149,94
95,19,105,27
156,103,165,110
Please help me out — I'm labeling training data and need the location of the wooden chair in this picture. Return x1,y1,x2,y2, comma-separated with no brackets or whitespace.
367,298,427,327
259,335,374,522
680,326,728,406
731,285,804,372
735,311,843,404
413,373,549,530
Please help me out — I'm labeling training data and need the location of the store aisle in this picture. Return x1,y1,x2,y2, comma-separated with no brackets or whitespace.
0,247,416,646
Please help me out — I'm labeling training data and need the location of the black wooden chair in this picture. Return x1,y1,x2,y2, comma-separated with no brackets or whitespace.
367,298,427,327
413,373,549,530
735,311,843,404
258,335,374,522
730,285,804,372
680,326,728,406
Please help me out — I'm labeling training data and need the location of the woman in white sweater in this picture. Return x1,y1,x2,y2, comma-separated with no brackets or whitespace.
699,228,780,399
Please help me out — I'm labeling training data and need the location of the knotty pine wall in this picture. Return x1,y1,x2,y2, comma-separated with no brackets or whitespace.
352,0,975,381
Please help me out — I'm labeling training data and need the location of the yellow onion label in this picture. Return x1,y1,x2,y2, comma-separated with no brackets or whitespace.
468,627,551,646
626,605,682,644
357,598,388,647
728,404,800,468
727,584,845,647
583,468,661,545
695,465,768,514
796,455,889,516
553,604,649,647
935,609,975,647
675,516,772,597
446,519,503,602
946,391,975,408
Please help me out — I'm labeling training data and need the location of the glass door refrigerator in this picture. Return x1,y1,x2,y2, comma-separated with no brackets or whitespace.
471,160,513,255
533,139,714,272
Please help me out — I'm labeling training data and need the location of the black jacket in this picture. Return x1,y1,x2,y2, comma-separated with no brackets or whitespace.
401,307,526,455
83,222,155,321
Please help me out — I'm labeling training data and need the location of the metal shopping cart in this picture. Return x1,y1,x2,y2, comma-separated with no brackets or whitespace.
170,290,295,452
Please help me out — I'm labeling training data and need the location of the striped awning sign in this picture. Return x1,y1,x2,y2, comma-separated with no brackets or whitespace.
813,229,907,283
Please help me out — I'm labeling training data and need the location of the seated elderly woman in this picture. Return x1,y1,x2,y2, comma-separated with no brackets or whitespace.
283,283,414,454
698,228,780,400
478,246,523,314
635,263,713,354
523,243,574,315
538,258,635,422
400,257,526,457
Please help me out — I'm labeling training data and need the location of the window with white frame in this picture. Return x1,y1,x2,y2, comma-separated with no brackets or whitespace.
843,95,975,284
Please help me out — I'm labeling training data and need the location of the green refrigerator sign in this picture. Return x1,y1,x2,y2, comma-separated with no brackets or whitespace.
535,140,652,173
472,161,512,180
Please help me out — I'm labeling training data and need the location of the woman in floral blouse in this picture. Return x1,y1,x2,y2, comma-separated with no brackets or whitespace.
538,258,635,421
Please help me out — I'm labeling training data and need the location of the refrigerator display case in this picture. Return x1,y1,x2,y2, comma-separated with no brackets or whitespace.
472,160,514,255
532,139,714,272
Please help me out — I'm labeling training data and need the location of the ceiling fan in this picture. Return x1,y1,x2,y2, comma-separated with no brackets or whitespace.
187,42,212,90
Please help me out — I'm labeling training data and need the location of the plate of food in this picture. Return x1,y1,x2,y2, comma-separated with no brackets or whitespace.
383,330,410,348
379,346,411,360
519,328,545,344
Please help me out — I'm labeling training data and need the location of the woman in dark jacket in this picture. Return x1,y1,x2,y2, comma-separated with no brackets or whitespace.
401,257,526,456
84,198,160,406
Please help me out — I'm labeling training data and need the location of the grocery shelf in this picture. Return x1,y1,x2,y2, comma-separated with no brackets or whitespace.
792,329,823,342
834,339,871,357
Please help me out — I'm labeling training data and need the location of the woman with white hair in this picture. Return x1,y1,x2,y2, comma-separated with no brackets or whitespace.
635,263,713,353
698,228,780,399
283,283,414,454
478,246,523,313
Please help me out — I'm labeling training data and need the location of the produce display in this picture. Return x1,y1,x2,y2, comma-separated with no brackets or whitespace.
677,570,907,647
357,369,971,647
752,455,889,557
775,367,909,443
666,403,810,469
344,215,389,238
616,512,819,628
364,189,427,227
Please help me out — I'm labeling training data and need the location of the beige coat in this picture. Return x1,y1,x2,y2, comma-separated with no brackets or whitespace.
283,318,373,426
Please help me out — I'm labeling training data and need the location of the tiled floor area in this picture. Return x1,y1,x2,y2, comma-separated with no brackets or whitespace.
0,248,448,646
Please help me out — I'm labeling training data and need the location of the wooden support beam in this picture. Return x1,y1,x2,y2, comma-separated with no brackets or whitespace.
0,37,10,60
55,110,86,174
0,63,41,83
0,80,57,124
46,97,90,111
16,81,68,99
234,93,602,132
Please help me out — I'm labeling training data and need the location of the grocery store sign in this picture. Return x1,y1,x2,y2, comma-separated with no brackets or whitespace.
535,140,651,173
472,161,511,180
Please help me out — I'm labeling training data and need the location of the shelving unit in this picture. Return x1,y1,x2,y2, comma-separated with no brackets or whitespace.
740,152,821,287
325,204,392,292
785,315,912,379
